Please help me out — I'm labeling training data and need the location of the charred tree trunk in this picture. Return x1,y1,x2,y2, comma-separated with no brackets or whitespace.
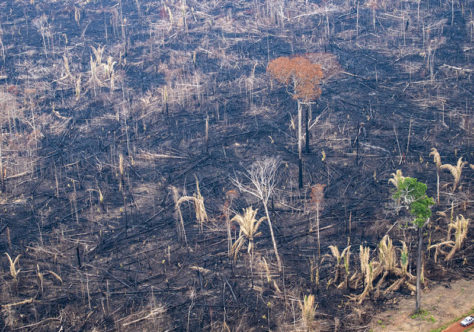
305,103,310,153
298,101,303,189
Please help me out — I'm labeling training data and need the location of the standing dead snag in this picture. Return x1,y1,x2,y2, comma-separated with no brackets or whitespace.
224,189,239,257
267,56,323,188
170,185,188,245
310,184,326,261
231,157,282,272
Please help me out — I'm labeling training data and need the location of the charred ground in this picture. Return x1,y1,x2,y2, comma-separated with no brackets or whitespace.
0,0,472,331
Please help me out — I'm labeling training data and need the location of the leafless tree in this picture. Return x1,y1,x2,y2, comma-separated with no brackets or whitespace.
231,157,282,272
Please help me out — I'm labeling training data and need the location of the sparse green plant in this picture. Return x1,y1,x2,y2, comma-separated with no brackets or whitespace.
327,244,351,288
400,241,409,275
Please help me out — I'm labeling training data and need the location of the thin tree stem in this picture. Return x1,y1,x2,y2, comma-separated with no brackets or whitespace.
263,203,282,272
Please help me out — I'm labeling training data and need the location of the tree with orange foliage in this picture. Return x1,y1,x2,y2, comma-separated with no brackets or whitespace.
267,56,323,188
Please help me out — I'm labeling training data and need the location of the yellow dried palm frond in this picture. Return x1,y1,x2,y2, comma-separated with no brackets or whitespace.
328,245,341,263
428,240,454,263
262,257,272,283
230,207,266,261
231,207,266,240
5,253,21,280
359,245,371,276
378,235,396,272
388,170,405,189
445,215,470,261
440,157,467,192
175,177,208,232
230,236,246,261
47,270,63,283
429,148,442,169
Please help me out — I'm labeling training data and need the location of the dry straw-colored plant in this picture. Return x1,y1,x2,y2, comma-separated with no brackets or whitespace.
440,157,467,192
356,245,378,303
170,176,208,243
388,169,405,189
429,148,442,203
349,237,415,303
378,235,396,273
300,294,317,331
327,245,351,288
429,148,442,169
374,236,396,296
230,207,266,262
258,256,281,293
5,253,21,280
430,215,470,262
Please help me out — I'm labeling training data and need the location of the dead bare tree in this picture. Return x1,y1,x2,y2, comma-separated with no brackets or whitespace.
231,157,282,272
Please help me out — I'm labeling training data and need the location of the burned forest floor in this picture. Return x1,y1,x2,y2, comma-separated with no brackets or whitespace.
0,0,472,331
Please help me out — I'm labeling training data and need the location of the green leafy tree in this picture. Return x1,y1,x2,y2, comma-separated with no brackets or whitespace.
392,176,434,313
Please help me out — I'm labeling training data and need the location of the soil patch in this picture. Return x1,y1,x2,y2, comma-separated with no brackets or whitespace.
370,279,474,332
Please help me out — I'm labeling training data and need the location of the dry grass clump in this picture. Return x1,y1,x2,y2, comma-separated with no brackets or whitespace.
300,294,317,332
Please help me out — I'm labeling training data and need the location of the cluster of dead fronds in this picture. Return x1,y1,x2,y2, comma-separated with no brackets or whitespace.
327,235,416,303
169,176,208,244
429,214,470,262
230,207,266,262
429,148,468,194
